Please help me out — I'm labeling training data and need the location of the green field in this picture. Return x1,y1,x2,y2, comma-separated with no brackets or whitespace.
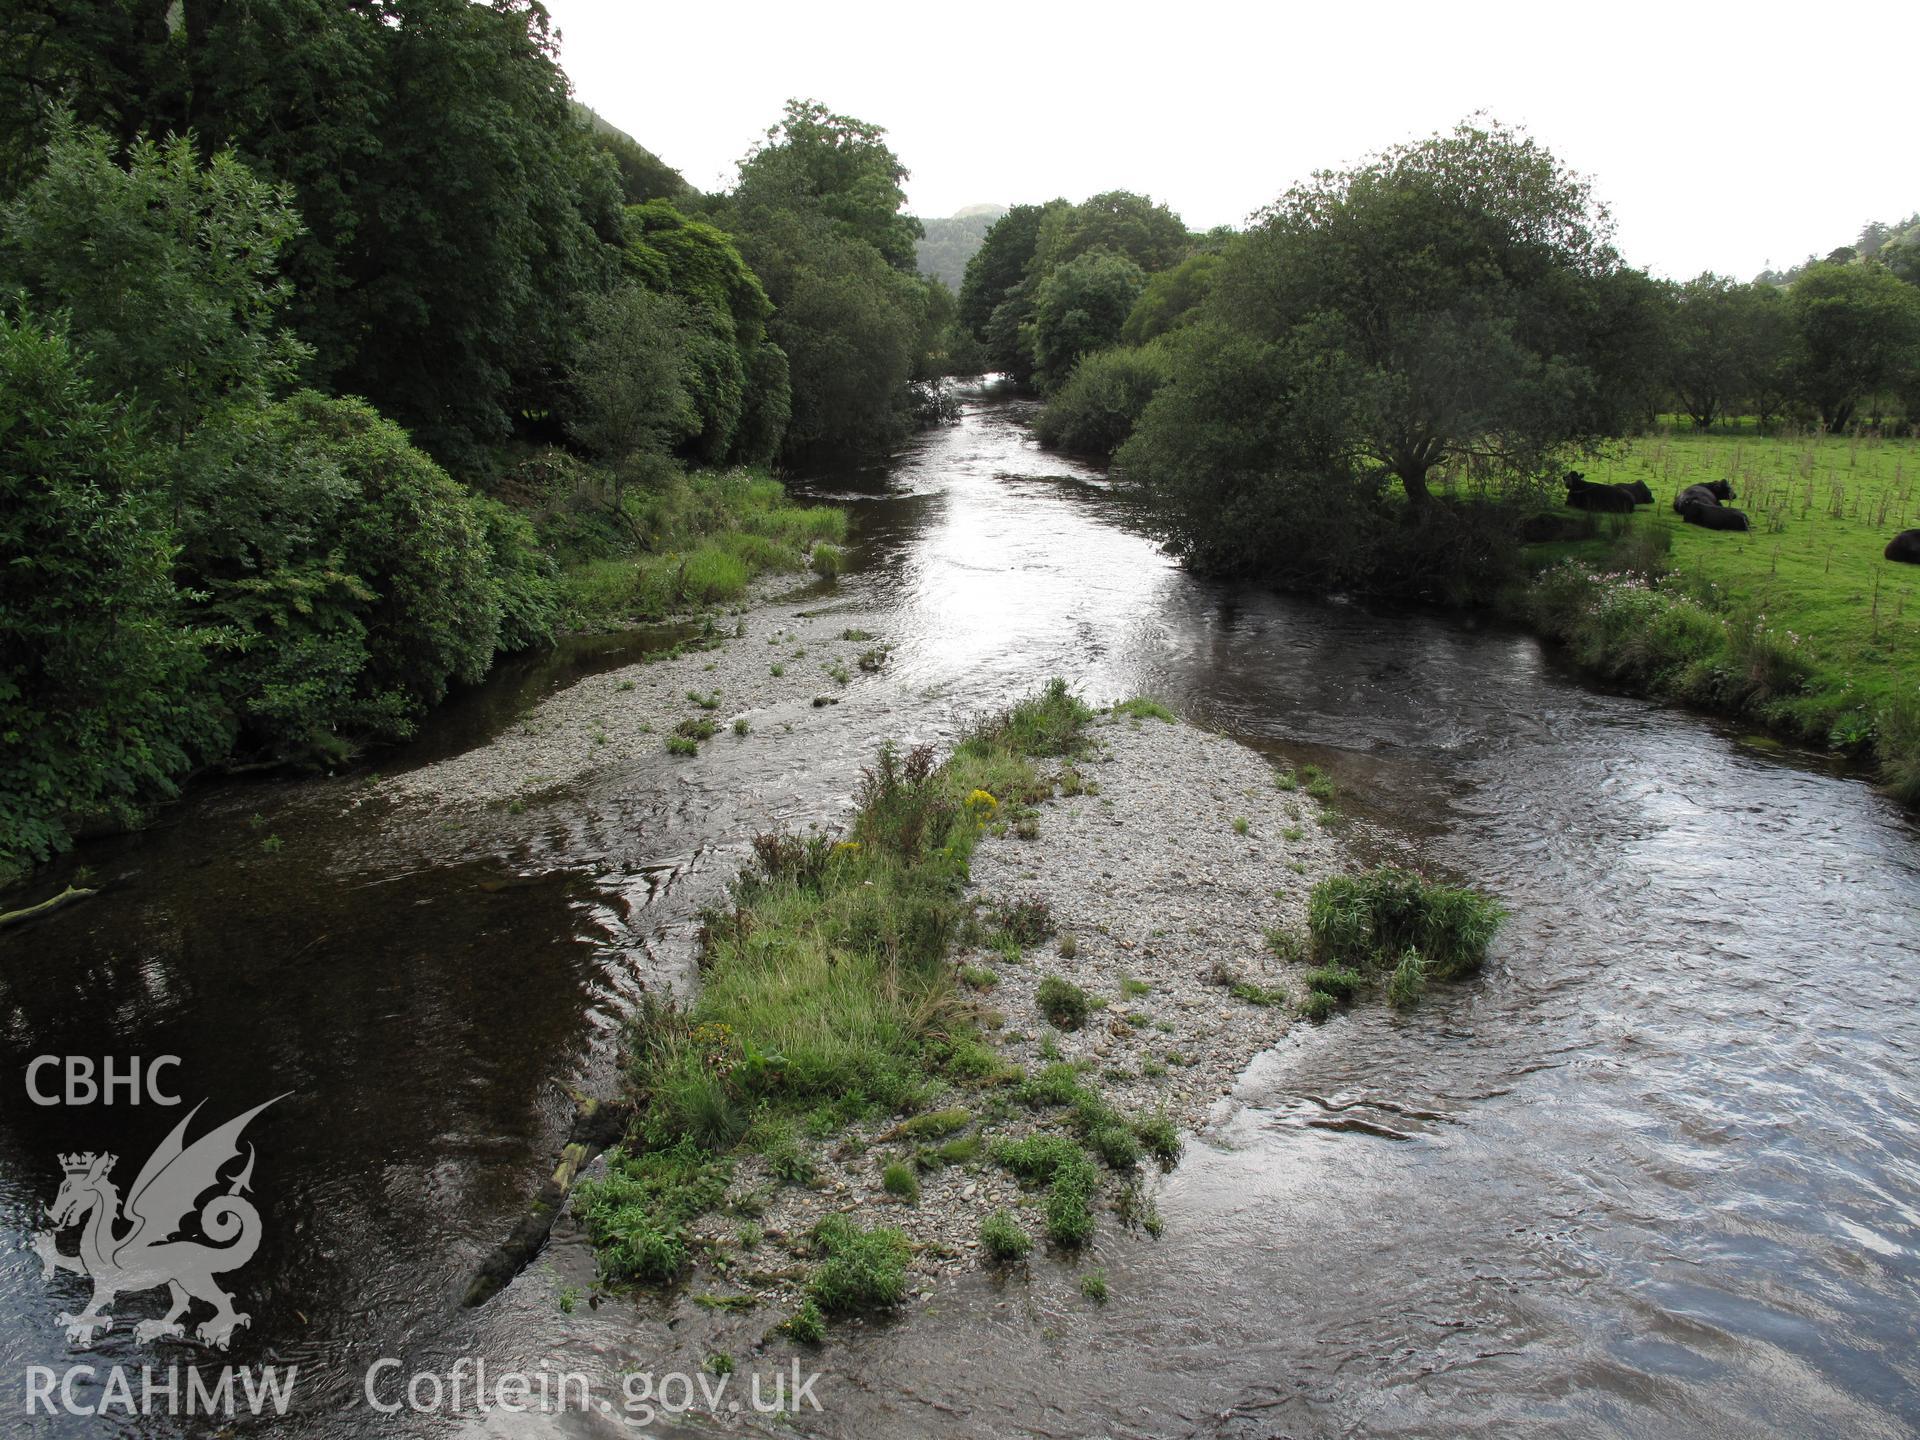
1521,427,1920,796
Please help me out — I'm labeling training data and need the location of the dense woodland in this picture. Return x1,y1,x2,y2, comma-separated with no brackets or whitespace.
0,0,971,877
3,1,1918,876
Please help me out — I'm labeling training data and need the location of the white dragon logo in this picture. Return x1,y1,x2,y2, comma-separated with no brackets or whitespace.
32,1096,283,1350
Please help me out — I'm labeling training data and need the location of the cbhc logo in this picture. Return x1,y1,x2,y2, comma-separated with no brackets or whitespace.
25,1056,183,1107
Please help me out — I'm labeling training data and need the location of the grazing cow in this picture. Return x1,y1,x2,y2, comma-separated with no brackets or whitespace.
1564,470,1635,514
1680,500,1751,532
1674,480,1735,514
1888,529,1920,564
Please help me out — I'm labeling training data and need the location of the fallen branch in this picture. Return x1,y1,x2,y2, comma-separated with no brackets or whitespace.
0,885,96,931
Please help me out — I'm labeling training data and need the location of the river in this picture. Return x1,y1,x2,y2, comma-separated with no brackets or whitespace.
2,381,1916,1437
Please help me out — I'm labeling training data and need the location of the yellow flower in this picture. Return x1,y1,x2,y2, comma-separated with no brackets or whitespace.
964,788,998,820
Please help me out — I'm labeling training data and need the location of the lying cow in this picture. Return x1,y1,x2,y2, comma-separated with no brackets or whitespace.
1888,529,1920,564
1674,480,1735,513
1680,501,1751,532
1564,470,1636,514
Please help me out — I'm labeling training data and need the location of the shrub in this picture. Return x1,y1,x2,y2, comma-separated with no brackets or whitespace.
979,1209,1032,1262
1034,343,1173,457
1037,976,1092,1031
183,391,518,757
0,313,220,868
810,543,844,579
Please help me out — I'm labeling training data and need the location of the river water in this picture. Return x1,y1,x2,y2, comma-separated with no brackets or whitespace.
2,383,1916,1437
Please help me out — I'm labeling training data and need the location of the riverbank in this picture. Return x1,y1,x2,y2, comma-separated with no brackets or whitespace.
1515,428,1920,803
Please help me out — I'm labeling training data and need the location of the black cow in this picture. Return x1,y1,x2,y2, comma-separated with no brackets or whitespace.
1674,480,1735,514
1565,471,1635,514
1680,500,1751,532
1622,480,1655,504
1887,529,1920,564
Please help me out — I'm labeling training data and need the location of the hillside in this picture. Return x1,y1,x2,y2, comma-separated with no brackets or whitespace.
915,204,1009,291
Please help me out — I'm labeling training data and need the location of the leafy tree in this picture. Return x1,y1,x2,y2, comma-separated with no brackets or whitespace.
1122,250,1225,345
5,0,630,464
180,391,533,756
1215,118,1632,503
957,201,1059,339
725,103,930,458
625,199,786,463
1026,249,1147,390
0,311,219,868
735,99,922,272
1788,261,1920,429
1,118,308,446
565,284,697,493
1118,320,1375,582
1031,190,1190,275
1664,274,1797,429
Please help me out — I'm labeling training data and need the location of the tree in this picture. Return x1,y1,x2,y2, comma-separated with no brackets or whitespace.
1215,118,1632,503
1031,191,1190,275
1666,274,1779,429
626,199,786,464
565,284,697,492
1026,249,1147,390
725,102,930,458
1788,261,1920,430
0,311,219,869
958,202,1059,339
735,99,922,272
1122,250,1226,345
1,118,308,446
5,0,630,464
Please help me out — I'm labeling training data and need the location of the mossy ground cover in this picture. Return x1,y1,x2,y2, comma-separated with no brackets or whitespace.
575,681,1177,1335
1522,428,1920,800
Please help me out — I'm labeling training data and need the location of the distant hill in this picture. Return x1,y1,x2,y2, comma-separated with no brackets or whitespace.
572,102,690,205
915,205,1009,292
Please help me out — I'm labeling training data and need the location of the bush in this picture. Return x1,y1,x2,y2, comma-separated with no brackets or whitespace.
182,391,524,757
1034,343,1173,457
0,313,221,868
810,543,844,580
1308,868,1505,980
1036,976,1092,1031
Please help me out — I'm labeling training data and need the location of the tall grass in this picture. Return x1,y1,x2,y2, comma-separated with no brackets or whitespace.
554,468,846,628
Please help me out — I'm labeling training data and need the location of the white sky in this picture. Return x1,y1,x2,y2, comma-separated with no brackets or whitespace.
544,0,1918,282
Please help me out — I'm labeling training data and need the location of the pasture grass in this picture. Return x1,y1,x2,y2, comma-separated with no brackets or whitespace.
1526,428,1920,799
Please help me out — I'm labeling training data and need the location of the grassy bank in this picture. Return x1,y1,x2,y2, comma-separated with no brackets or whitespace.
573,682,1184,1335
505,457,847,630
1520,427,1920,802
